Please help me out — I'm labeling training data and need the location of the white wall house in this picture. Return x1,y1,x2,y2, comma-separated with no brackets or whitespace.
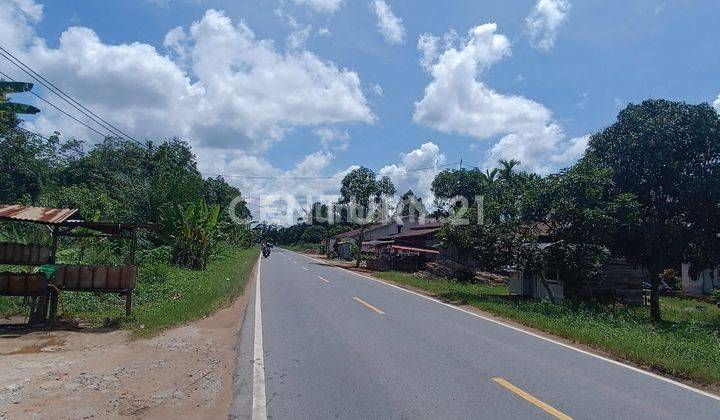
681,264,719,296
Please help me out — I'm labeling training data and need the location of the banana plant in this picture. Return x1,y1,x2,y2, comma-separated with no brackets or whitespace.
161,198,220,270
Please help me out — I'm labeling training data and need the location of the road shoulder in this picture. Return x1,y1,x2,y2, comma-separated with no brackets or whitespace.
0,260,257,419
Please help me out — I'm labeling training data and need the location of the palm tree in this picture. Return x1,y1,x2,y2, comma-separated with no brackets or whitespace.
498,159,521,181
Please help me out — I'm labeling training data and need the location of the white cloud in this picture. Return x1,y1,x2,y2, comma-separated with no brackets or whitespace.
287,24,313,50
525,0,571,51
379,142,446,202
371,82,384,97
414,23,586,173
370,0,405,45
713,94,720,113
5,5,373,153
313,127,350,151
485,127,589,175
292,0,343,14
0,0,43,51
317,27,331,37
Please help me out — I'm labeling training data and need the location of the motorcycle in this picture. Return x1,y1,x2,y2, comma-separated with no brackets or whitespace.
262,247,271,258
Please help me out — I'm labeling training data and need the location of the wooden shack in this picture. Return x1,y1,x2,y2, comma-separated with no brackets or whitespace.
0,204,157,324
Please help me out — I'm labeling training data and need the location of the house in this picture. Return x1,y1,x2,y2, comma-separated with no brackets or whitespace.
681,264,719,296
361,223,442,271
333,215,436,260
508,224,649,305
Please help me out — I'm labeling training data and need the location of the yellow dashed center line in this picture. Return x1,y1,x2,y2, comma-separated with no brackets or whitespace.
317,276,330,283
352,297,385,315
492,377,573,420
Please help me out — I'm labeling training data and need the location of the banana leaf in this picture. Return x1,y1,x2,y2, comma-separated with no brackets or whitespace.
0,102,40,114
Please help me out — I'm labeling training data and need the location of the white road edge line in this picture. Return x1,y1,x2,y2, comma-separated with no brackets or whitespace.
318,276,330,283
252,256,267,420
295,252,720,402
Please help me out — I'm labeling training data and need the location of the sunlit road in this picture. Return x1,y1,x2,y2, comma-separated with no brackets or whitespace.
231,249,720,419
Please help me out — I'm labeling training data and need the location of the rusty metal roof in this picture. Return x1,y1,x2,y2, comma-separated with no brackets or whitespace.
0,204,80,225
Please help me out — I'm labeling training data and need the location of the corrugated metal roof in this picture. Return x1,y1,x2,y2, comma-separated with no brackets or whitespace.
380,227,440,240
0,204,79,225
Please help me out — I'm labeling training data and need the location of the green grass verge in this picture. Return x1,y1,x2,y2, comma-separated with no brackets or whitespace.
0,244,259,337
375,271,720,385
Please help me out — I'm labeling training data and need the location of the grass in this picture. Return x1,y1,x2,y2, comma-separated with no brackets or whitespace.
0,244,259,337
375,271,720,386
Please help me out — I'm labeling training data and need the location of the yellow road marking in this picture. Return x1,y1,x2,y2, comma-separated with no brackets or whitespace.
492,378,572,420
352,297,384,314
302,266,309,271
317,276,330,283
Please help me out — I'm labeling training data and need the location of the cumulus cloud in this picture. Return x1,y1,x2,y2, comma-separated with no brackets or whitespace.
313,127,350,151
370,0,405,45
5,4,373,154
525,0,571,51
414,23,586,173
379,142,446,202
292,0,343,14
713,94,720,113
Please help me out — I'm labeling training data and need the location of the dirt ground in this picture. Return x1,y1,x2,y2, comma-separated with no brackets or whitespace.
0,277,253,419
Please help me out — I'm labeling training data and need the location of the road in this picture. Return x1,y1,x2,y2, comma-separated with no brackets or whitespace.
231,249,720,419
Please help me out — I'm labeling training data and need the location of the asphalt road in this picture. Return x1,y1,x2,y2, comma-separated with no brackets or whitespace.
231,249,720,419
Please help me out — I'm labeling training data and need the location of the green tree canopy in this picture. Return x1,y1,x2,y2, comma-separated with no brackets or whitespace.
588,99,720,320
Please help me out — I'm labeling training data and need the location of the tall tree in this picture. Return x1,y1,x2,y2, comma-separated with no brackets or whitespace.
338,167,395,267
588,99,720,321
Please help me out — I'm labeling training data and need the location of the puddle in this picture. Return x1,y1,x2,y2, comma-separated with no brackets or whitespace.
1,335,65,355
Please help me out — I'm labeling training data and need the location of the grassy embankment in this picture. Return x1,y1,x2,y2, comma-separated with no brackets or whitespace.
375,271,720,385
0,244,259,337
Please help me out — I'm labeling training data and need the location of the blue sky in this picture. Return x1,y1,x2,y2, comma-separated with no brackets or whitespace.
3,0,720,215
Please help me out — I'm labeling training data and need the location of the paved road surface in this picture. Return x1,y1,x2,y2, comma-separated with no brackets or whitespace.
231,249,720,419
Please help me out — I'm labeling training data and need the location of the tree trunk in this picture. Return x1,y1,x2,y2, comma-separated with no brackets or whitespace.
648,268,661,322
355,228,365,268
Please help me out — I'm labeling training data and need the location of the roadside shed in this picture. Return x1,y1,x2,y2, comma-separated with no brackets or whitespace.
0,204,158,324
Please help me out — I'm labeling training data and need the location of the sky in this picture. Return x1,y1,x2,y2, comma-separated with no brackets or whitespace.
2,0,719,222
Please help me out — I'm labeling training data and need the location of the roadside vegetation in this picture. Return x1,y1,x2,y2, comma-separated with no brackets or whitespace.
1,104,259,333
376,271,720,385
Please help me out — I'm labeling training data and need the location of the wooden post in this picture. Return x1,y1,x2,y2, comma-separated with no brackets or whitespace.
48,226,60,321
126,228,137,316
125,292,132,316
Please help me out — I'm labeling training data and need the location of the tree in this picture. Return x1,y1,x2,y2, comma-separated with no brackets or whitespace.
431,168,487,208
338,167,395,267
396,189,427,218
300,225,328,244
498,159,521,181
535,157,640,298
588,99,720,321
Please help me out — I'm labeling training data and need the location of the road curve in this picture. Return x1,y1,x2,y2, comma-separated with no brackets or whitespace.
231,249,720,419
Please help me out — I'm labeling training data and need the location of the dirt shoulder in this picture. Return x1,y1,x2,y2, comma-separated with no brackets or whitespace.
0,261,256,420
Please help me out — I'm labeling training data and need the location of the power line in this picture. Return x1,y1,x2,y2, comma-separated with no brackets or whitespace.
201,161,461,180
0,45,144,146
